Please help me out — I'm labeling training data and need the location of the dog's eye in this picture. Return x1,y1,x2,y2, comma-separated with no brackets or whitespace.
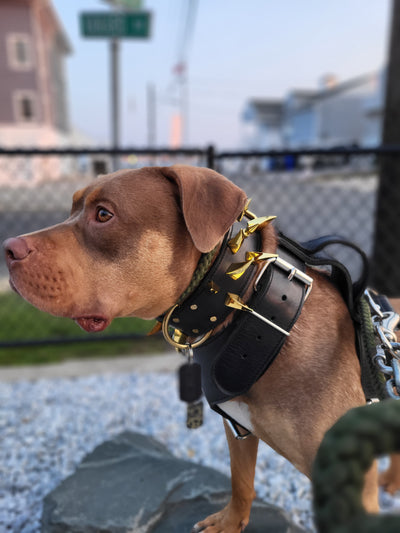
96,207,113,223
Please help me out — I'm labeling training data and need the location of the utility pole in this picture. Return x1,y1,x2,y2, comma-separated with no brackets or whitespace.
372,0,400,295
111,38,120,171
80,2,151,170
181,68,189,145
147,82,156,146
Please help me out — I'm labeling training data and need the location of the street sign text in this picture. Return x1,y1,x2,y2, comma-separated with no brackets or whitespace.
80,11,151,38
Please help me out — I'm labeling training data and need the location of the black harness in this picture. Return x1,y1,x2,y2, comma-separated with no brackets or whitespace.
160,209,380,433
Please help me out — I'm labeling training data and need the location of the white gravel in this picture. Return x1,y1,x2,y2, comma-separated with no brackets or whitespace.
1,369,400,533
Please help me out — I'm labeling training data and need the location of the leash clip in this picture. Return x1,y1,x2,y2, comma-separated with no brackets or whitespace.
365,289,400,400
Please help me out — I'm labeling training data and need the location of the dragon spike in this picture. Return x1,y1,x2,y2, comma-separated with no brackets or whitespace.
225,292,290,337
249,215,277,231
226,258,254,280
226,252,278,280
147,321,162,336
228,216,277,254
237,198,255,221
227,228,246,254
225,292,247,311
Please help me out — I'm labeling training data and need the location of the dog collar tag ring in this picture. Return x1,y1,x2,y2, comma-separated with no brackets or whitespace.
162,305,212,350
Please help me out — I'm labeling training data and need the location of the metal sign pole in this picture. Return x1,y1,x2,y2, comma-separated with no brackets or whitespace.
111,38,120,171
80,6,151,171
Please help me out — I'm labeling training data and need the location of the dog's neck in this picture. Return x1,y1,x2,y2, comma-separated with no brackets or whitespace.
174,244,221,307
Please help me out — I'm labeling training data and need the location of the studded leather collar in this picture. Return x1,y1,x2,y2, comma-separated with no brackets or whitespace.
165,217,261,340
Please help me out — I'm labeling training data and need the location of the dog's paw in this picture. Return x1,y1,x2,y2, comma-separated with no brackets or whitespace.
191,509,248,533
379,455,400,495
379,469,400,495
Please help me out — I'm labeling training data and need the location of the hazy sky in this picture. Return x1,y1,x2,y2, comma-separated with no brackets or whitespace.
52,0,391,148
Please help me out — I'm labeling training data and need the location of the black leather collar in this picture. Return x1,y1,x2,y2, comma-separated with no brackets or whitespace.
167,218,260,338
194,238,312,406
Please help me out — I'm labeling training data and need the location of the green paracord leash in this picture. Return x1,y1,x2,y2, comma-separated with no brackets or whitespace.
312,399,400,532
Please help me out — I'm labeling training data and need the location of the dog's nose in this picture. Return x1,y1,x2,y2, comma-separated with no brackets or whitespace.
3,237,32,263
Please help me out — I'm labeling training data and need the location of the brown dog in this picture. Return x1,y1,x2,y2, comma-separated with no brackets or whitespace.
3,165,399,532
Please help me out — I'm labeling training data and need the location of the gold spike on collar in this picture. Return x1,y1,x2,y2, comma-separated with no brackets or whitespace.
226,251,278,280
228,216,276,254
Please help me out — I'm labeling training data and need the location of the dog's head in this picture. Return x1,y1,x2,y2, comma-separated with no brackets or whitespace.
3,165,247,331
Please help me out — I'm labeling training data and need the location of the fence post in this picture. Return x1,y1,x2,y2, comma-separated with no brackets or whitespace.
206,144,215,169
371,1,400,295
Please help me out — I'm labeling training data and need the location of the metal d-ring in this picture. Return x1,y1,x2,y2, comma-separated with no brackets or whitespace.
161,304,212,350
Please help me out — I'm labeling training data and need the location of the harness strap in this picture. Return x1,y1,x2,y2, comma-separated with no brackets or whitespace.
195,242,309,406
279,233,369,321
356,294,388,401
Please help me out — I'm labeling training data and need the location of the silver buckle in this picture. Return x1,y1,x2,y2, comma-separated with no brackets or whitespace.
226,419,252,440
254,256,313,301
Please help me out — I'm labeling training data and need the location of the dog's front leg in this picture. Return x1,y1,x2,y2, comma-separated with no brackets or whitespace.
379,453,400,495
192,420,259,533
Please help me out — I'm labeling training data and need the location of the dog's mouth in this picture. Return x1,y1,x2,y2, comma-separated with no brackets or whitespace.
8,277,19,295
74,316,111,333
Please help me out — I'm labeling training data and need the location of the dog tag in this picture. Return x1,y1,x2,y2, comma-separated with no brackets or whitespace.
179,362,202,403
186,400,204,429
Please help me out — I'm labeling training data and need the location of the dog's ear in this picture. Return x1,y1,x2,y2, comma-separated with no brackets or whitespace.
160,165,247,253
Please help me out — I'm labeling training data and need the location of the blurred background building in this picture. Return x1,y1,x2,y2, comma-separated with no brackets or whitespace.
0,0,98,186
241,70,385,150
0,0,73,147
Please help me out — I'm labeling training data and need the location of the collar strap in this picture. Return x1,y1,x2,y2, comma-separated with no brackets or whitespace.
194,232,368,409
165,217,261,340
277,233,369,321
175,246,220,306
194,240,312,406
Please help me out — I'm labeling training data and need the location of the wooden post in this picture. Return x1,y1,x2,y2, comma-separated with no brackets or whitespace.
206,144,215,169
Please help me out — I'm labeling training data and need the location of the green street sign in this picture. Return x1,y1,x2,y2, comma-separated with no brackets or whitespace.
102,0,143,9
80,11,151,38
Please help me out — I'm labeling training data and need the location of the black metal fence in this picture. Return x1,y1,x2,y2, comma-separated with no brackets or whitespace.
0,145,399,348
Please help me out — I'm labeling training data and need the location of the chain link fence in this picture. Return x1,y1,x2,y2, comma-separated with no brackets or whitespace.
0,146,398,348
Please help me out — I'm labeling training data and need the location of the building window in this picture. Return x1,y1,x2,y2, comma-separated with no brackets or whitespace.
13,91,37,123
7,34,34,71
20,97,33,120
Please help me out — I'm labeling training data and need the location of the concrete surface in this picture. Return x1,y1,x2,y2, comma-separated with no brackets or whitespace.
0,352,182,382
